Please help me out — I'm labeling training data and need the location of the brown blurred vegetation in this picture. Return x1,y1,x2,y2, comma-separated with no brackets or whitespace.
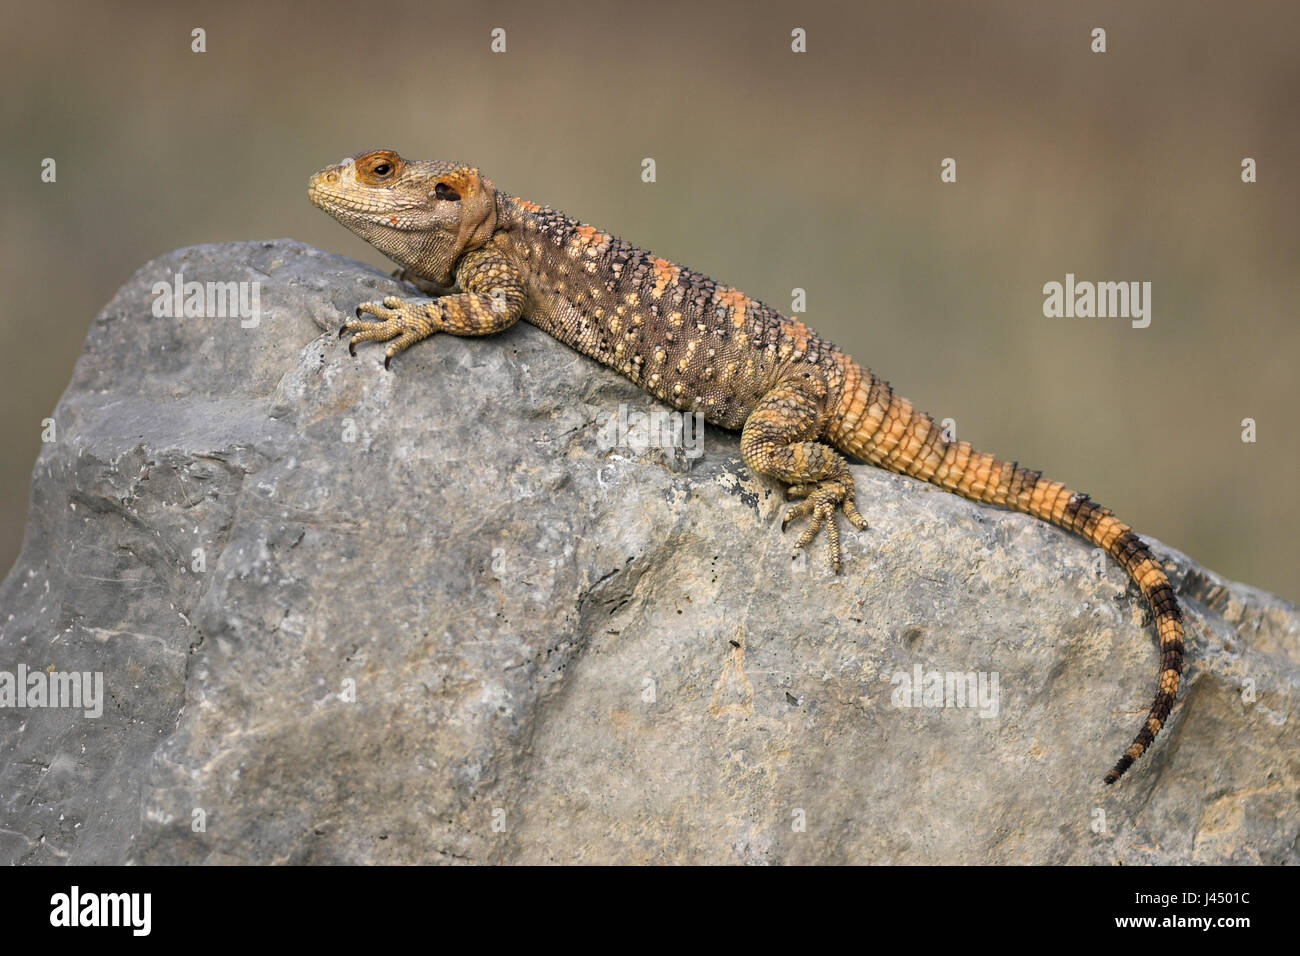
1,0,1296,599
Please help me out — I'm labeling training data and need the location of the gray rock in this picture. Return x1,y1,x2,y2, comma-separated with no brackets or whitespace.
0,240,1295,865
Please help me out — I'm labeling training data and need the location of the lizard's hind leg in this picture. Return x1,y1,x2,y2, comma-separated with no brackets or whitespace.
741,380,868,572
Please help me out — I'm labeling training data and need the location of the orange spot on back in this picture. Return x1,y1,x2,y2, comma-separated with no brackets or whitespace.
511,196,542,212
573,224,609,246
651,258,680,299
780,316,811,351
718,288,751,328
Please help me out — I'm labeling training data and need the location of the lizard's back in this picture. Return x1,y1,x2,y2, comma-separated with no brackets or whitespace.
495,195,852,433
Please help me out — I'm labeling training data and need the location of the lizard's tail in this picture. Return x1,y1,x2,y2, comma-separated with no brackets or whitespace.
827,363,1184,784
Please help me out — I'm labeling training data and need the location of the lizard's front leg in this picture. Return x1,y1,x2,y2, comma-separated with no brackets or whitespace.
741,379,867,572
340,248,527,368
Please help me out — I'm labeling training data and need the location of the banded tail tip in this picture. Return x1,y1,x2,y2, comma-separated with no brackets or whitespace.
1104,752,1137,785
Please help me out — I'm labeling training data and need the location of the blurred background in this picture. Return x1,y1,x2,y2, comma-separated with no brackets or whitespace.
0,0,1295,600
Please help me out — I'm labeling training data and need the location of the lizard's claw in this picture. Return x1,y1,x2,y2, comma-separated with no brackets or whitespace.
338,296,441,367
781,472,867,573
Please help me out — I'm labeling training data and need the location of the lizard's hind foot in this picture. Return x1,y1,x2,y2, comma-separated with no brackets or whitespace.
781,473,868,572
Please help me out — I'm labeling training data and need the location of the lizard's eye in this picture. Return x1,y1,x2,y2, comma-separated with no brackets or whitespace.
355,151,404,185
435,183,461,202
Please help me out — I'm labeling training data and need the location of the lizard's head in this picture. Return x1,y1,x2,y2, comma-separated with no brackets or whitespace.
308,149,498,287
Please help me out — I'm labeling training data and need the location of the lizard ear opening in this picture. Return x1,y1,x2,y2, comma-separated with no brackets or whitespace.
435,182,462,202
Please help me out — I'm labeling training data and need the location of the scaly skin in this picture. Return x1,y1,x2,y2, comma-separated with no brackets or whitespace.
308,148,1184,784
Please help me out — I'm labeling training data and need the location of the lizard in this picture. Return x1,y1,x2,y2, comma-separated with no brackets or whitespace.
307,148,1184,785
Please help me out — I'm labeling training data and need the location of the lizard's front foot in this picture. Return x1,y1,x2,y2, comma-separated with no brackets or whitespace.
338,296,441,368
782,471,868,573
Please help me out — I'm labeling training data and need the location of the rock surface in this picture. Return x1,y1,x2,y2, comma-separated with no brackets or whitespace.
0,240,1296,865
